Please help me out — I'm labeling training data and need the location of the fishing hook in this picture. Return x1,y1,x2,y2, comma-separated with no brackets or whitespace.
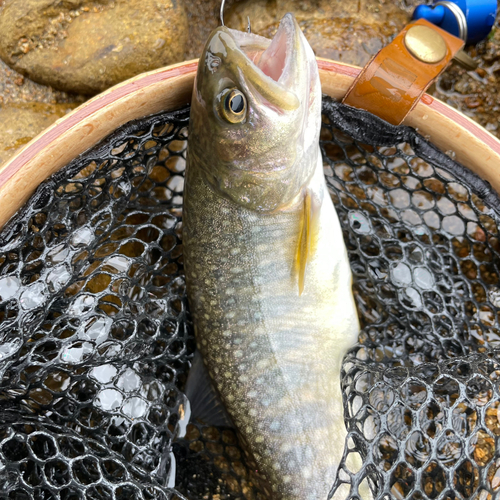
220,0,226,26
220,0,252,33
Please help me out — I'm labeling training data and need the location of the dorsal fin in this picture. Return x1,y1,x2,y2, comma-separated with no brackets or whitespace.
295,189,320,295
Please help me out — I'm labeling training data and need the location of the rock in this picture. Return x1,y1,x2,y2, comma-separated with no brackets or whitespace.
0,59,83,167
0,102,78,166
433,25,500,137
226,0,411,67
0,0,188,95
0,58,83,105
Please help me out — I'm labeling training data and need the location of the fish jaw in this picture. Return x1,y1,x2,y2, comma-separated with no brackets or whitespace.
188,13,321,213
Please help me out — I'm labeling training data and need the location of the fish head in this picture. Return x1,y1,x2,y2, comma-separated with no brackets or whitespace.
189,13,321,212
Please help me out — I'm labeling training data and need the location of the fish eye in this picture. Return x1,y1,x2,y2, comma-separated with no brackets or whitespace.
219,88,247,123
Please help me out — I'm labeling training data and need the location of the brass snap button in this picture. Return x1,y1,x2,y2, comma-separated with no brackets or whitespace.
404,25,447,64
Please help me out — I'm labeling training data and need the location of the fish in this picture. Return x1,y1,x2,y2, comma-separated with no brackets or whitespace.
183,12,360,500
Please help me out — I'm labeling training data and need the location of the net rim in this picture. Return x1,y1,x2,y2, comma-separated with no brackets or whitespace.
0,58,499,232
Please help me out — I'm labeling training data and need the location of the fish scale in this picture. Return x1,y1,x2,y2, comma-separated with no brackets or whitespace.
184,153,357,498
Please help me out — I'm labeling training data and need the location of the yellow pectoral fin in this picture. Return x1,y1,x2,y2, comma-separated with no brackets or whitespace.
295,189,320,295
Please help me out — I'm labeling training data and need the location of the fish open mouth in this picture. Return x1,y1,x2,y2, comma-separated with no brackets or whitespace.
257,14,296,84
222,13,303,111
258,39,287,82
226,13,300,87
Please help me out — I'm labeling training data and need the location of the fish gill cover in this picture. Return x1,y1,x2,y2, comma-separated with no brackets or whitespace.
0,97,499,499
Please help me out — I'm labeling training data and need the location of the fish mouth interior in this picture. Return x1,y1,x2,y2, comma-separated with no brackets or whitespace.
257,20,291,83
227,14,296,85
222,15,302,111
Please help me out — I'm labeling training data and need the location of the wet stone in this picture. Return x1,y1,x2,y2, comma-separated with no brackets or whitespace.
0,101,78,166
374,433,399,471
369,386,395,413
422,461,446,497
442,215,466,235
227,0,410,68
473,429,496,467
485,403,500,436
400,381,427,409
405,430,431,468
466,376,493,406
436,430,462,467
0,0,188,95
390,463,414,498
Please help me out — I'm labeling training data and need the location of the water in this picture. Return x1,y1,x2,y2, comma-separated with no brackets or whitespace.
46,265,71,292
70,226,94,247
116,368,141,392
0,276,20,302
68,294,96,316
78,315,113,345
60,342,93,364
19,282,47,310
96,388,123,411
90,364,118,384
122,396,148,418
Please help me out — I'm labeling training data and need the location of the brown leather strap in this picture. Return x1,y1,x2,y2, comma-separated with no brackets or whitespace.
342,18,464,125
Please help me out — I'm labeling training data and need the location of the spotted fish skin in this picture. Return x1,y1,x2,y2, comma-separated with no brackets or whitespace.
184,14,359,499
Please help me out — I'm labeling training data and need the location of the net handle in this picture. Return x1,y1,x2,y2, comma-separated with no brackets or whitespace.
0,57,499,230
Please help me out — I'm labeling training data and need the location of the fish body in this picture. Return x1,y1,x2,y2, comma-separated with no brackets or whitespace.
184,14,360,499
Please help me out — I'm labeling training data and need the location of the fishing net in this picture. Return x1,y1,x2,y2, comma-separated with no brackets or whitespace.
0,96,499,500
322,101,500,500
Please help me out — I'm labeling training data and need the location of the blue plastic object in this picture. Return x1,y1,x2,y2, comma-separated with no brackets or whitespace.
413,0,497,44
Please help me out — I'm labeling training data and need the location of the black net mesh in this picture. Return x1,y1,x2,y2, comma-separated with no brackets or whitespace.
322,101,500,500
0,97,499,499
